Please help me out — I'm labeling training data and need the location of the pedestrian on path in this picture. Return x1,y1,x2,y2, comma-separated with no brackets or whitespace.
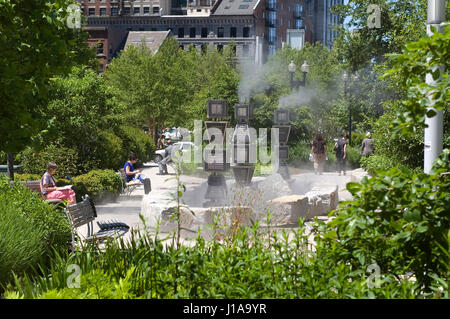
334,134,348,176
361,132,375,157
312,133,328,175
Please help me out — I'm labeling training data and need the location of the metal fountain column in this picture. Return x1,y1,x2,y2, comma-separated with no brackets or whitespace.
203,100,229,207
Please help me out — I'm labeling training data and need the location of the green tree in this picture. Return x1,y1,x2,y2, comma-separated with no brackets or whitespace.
333,0,430,71
105,36,193,140
0,0,93,153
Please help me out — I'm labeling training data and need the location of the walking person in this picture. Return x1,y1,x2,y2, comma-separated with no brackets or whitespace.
312,133,328,175
334,134,348,176
158,140,174,175
361,132,375,157
40,162,76,205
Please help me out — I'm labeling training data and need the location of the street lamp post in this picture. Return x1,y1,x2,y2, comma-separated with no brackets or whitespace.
288,60,309,90
342,71,358,146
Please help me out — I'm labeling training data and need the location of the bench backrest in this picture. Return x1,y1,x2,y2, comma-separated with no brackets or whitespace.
66,196,97,228
21,180,42,195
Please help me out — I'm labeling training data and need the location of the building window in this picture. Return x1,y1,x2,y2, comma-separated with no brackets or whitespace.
153,6,160,14
88,7,95,16
201,27,208,38
111,7,118,15
178,27,184,38
268,44,276,56
217,27,224,38
144,7,150,14
190,27,196,38
268,0,276,10
243,27,249,37
124,7,131,15
217,44,223,53
100,8,107,16
268,11,276,26
230,27,236,38
268,27,276,43
97,43,104,54
134,7,140,14
295,19,303,29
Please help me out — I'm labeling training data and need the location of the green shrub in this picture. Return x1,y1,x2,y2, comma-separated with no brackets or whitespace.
72,169,122,203
0,201,45,287
288,143,310,165
17,144,80,178
116,125,156,166
360,154,400,175
0,175,71,290
320,149,450,293
346,146,362,169
13,173,42,182
351,131,366,148
93,131,125,170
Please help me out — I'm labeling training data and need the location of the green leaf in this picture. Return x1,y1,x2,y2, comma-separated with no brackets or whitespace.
403,209,421,222
346,182,362,194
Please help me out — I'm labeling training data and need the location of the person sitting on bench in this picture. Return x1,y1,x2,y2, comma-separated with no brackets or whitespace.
40,162,76,205
124,153,145,183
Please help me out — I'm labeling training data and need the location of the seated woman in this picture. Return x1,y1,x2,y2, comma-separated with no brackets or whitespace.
40,162,76,205
124,153,145,183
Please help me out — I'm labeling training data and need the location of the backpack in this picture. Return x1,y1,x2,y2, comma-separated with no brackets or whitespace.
334,139,346,154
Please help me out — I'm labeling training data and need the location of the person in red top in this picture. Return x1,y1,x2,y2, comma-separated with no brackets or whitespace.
40,162,76,205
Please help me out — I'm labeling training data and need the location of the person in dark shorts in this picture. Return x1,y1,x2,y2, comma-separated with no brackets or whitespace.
334,134,348,176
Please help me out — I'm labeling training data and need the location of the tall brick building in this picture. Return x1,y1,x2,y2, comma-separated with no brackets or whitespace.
78,0,343,69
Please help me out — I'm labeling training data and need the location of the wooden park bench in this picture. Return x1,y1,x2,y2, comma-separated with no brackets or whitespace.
20,180,63,205
118,168,151,196
65,195,130,250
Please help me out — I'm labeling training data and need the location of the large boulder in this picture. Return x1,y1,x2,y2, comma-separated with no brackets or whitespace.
266,195,309,226
304,184,339,217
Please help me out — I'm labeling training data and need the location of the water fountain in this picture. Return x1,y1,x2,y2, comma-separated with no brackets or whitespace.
203,99,229,207
231,103,256,185
273,109,291,181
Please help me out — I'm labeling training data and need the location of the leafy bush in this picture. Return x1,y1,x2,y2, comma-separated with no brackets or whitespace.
319,149,450,293
17,144,80,178
92,130,125,170
13,174,42,182
0,201,45,287
288,143,310,165
351,131,366,148
360,154,404,175
3,220,427,299
346,145,362,169
72,169,122,203
0,175,71,290
116,125,155,166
